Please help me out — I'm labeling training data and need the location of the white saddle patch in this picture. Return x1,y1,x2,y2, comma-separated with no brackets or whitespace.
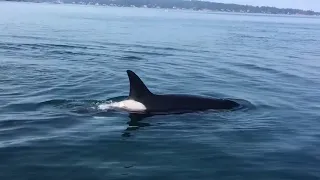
109,99,147,112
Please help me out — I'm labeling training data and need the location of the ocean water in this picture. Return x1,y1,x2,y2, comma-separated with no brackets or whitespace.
1,2,320,179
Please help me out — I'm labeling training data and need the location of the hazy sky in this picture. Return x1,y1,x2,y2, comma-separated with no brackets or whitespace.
213,0,320,11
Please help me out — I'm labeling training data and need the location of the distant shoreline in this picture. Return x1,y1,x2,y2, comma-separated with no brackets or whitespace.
4,0,320,16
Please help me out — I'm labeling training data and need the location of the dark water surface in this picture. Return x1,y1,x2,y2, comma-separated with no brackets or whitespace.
1,2,320,180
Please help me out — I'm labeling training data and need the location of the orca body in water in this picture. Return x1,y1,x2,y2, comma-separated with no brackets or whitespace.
113,70,240,115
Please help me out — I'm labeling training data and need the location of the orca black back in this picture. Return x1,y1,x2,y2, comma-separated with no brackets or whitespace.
126,70,240,114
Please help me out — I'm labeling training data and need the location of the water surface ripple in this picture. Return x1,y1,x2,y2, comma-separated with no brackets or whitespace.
1,2,320,180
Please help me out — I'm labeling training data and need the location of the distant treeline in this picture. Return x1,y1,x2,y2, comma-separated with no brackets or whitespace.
7,0,320,15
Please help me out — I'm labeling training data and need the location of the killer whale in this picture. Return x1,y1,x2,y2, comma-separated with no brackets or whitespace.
113,70,240,115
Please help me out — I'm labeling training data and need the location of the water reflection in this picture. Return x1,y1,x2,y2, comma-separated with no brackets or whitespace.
122,113,152,137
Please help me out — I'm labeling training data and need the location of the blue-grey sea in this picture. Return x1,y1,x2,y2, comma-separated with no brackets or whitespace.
1,2,320,180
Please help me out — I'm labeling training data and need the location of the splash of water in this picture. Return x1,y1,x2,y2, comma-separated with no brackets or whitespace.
98,100,121,111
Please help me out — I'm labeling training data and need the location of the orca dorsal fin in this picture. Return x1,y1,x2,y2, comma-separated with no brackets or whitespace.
127,70,153,100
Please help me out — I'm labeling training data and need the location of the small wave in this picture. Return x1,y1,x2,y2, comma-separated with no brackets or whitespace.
97,100,121,111
230,98,256,111
0,42,106,57
97,41,210,54
2,99,100,114
98,103,113,110
228,61,318,85
119,55,144,61
0,42,86,50
0,99,103,115
122,50,173,57
37,96,128,114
